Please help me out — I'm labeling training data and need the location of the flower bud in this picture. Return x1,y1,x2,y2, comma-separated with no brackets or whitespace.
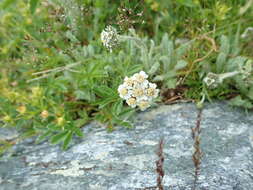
40,110,49,119
56,117,65,125
17,106,26,114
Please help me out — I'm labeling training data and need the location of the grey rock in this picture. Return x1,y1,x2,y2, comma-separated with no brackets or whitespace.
0,128,19,141
0,102,253,190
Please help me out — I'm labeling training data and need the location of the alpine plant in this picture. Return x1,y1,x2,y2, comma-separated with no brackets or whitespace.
101,25,119,52
118,71,159,111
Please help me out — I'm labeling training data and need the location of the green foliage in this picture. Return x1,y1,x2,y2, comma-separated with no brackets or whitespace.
30,0,40,14
0,0,252,153
198,31,253,109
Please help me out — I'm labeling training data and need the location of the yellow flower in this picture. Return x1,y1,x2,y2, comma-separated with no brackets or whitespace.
215,2,231,20
26,18,32,25
17,106,26,114
31,87,42,98
40,110,49,119
151,2,159,11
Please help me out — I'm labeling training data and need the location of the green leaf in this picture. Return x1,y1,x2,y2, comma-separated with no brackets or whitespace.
112,100,123,115
247,87,253,100
30,0,40,14
78,110,89,119
220,35,230,55
47,123,62,132
118,107,135,120
74,127,84,137
174,60,188,70
226,56,247,71
216,52,227,73
153,75,164,82
36,131,52,144
148,62,160,75
20,129,36,139
229,96,253,109
50,131,68,145
74,118,87,128
161,33,169,53
93,85,117,98
65,31,79,43
74,90,92,100
114,119,133,128
176,0,196,7
231,25,241,56
127,64,143,75
62,132,73,150
93,98,116,108
165,78,177,88
176,41,192,59
1,0,17,9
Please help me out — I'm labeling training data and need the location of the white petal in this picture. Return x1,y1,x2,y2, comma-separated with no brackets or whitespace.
142,80,149,88
140,71,148,78
149,82,157,89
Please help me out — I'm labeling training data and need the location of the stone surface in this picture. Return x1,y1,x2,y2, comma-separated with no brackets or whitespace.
0,128,19,141
0,102,253,190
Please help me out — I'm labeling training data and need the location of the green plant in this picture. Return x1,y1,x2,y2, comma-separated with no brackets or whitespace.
199,33,253,108
0,0,252,153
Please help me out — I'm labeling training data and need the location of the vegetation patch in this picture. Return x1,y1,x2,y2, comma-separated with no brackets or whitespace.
0,0,252,151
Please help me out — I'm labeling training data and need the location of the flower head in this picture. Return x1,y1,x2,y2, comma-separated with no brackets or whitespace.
146,83,159,99
126,97,137,108
118,84,132,99
40,110,49,119
133,71,148,83
124,77,135,88
137,99,150,111
17,105,26,114
203,72,221,89
101,25,119,52
118,71,159,111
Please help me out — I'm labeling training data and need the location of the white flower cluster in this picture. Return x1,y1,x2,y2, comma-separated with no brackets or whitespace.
101,25,119,52
118,71,159,111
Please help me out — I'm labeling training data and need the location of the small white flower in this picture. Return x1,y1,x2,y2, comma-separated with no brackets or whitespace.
101,25,119,52
133,71,148,83
137,99,151,111
126,97,137,108
141,79,149,88
118,84,132,99
146,83,159,98
118,71,159,111
132,87,145,98
124,76,135,88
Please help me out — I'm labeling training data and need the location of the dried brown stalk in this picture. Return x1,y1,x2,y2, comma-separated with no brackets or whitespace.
156,137,165,190
191,109,203,190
